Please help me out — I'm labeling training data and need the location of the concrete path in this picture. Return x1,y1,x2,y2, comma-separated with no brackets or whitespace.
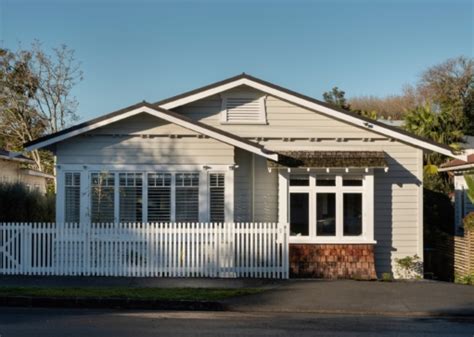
225,280,474,317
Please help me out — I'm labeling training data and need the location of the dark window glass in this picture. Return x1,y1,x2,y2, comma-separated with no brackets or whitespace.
316,177,336,186
316,193,336,236
343,193,362,236
290,193,309,236
290,174,309,186
343,178,363,186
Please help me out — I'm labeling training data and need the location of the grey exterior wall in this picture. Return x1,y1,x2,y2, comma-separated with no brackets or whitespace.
174,88,424,276
55,113,234,166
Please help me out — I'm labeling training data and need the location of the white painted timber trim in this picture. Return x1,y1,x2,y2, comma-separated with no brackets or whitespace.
416,149,424,261
438,163,474,172
160,78,465,160
25,105,278,161
56,164,234,171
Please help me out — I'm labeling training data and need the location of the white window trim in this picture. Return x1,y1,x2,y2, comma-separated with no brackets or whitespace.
58,165,234,225
219,92,267,125
281,170,376,244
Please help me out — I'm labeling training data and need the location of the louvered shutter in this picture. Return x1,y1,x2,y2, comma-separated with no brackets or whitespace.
209,173,225,222
147,173,171,222
226,97,261,122
175,173,199,222
65,172,80,224
119,173,143,222
91,172,115,223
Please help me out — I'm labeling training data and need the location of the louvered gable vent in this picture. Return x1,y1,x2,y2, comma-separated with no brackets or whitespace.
221,92,267,124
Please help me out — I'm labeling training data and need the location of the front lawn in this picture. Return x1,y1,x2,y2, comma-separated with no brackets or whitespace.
0,287,263,301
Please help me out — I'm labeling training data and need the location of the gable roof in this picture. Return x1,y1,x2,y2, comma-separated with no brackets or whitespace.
155,73,466,161
24,102,278,161
0,149,34,164
439,153,474,172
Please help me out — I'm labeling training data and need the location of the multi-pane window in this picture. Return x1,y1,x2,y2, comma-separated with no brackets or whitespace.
289,173,366,240
119,173,143,222
147,173,171,222
175,173,199,222
209,173,225,222
82,171,225,223
91,172,115,223
65,172,80,224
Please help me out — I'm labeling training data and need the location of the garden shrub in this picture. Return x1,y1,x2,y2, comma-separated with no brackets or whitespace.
0,182,55,222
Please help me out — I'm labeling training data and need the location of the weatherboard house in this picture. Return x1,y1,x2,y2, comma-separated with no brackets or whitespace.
25,74,467,279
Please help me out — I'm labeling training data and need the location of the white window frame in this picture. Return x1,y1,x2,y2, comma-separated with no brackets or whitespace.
208,171,226,223
283,170,375,244
220,91,267,125
64,171,81,224
57,164,234,225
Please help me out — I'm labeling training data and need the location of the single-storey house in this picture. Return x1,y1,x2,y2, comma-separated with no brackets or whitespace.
24,74,467,279
0,149,54,194
439,151,474,233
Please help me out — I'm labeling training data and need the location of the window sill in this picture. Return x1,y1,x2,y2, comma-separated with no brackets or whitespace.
220,121,268,125
289,237,377,245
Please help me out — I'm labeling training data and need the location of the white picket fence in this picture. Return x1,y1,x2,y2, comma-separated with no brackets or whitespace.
0,222,289,279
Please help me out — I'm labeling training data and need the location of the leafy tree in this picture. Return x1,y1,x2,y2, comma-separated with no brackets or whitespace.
323,87,351,110
465,174,474,205
418,56,473,135
0,43,82,173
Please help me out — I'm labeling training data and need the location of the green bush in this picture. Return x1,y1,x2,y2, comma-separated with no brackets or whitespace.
455,273,474,286
381,272,393,282
463,212,474,232
0,182,55,222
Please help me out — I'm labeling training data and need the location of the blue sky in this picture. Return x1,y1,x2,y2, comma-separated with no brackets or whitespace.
1,0,472,121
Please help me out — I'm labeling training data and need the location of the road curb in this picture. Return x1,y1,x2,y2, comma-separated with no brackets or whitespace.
0,296,226,311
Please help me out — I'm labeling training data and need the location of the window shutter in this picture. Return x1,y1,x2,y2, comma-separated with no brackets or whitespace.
209,173,225,222
91,172,115,223
119,173,143,222
65,172,80,224
147,173,171,222
175,173,199,222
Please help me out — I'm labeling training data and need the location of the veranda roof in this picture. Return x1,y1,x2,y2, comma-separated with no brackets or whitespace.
267,151,388,169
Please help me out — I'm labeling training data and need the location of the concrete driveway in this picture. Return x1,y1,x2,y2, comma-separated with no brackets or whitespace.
225,280,474,317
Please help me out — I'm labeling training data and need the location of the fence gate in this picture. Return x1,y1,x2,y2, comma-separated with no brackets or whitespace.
0,222,289,279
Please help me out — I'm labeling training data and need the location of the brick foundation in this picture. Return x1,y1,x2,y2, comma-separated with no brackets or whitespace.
289,244,377,280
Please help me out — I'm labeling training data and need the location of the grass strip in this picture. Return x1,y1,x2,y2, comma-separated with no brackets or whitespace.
0,287,263,301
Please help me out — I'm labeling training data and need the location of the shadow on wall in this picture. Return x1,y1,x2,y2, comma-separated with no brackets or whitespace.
374,154,421,278
423,188,455,281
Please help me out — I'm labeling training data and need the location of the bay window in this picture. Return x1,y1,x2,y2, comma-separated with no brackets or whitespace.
82,170,224,224
288,172,373,243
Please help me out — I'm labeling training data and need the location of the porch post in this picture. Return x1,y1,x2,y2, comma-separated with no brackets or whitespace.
199,170,209,222
55,166,64,224
364,170,375,242
278,170,289,224
225,168,234,222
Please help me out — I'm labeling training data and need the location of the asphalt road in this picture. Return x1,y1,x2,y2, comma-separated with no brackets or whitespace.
0,308,473,337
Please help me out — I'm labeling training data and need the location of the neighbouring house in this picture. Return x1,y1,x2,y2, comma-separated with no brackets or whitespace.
0,149,54,194
439,151,474,233
24,74,468,279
